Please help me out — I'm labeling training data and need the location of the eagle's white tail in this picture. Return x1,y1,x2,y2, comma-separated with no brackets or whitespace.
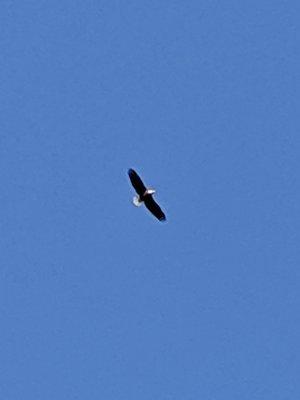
133,196,142,207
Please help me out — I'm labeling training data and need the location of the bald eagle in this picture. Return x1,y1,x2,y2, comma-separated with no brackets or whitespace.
128,168,166,221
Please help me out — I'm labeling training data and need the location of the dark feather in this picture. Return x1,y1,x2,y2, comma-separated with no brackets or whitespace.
128,169,147,196
144,195,166,221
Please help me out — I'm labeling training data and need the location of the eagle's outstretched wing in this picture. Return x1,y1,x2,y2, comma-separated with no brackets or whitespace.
128,169,147,196
144,195,166,221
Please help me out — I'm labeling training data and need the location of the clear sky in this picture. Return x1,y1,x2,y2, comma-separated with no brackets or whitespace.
0,1,299,399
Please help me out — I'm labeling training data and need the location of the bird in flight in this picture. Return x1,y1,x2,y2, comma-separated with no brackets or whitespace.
128,168,166,222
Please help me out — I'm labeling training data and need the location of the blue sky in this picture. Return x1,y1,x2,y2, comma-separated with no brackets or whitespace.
0,1,299,399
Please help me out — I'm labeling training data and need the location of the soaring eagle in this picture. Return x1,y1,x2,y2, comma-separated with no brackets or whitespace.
128,168,166,221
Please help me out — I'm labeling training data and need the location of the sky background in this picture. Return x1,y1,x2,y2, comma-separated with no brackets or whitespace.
0,1,299,399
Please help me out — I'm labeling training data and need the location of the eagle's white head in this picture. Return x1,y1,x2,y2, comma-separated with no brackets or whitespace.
145,188,156,195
